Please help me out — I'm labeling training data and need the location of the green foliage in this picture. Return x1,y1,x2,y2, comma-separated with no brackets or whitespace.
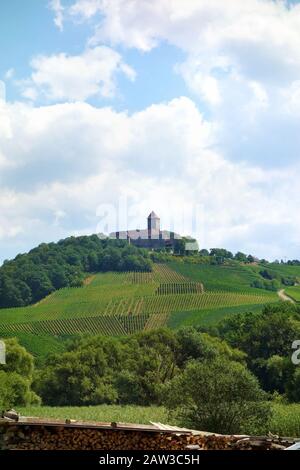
1,338,34,378
269,403,300,437
251,278,281,291
168,304,265,329
169,261,278,294
234,251,249,262
0,235,152,308
18,405,170,426
15,403,300,438
285,286,300,302
0,372,33,409
0,265,276,347
163,358,271,434
251,268,296,291
33,328,245,408
216,303,300,398
209,248,234,262
286,368,300,402
175,327,244,367
0,338,40,410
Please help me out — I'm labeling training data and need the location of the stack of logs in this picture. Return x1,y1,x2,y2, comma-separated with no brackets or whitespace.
0,420,297,451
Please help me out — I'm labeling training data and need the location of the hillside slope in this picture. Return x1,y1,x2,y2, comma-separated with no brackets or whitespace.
0,262,278,358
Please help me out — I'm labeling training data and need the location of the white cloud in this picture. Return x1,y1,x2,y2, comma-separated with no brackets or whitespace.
0,96,300,262
55,0,300,174
20,46,136,102
67,1,300,118
49,0,64,31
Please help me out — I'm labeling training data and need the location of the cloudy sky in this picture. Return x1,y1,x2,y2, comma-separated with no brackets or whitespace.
1,0,300,263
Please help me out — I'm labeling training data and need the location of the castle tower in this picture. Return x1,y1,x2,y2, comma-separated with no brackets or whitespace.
148,211,160,239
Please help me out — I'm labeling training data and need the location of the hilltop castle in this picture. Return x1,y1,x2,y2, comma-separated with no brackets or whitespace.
110,212,182,250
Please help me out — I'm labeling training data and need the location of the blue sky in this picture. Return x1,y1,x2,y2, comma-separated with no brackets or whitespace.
0,1,187,111
1,0,300,263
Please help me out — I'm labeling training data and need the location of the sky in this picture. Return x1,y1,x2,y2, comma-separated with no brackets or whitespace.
1,0,300,263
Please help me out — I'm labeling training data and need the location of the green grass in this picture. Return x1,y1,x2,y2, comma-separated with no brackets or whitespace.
169,262,271,294
270,404,300,437
17,403,300,437
167,303,266,329
285,286,300,302
0,332,73,363
265,264,300,279
17,405,170,426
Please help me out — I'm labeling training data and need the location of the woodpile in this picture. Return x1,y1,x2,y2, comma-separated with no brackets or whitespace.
0,418,298,451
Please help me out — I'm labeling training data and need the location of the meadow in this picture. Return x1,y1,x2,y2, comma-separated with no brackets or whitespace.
285,286,300,302
18,403,300,437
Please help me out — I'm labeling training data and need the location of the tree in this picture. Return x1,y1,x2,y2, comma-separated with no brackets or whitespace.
217,304,300,393
175,327,245,367
163,359,271,435
210,248,233,259
34,344,118,406
199,249,210,257
0,338,40,409
0,372,32,409
234,252,248,263
286,368,300,402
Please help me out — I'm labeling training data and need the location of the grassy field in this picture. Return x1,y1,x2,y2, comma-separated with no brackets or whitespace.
171,261,300,292
17,403,300,437
18,405,170,426
265,264,300,280
285,286,300,302
169,262,264,293
0,262,279,358
167,303,267,328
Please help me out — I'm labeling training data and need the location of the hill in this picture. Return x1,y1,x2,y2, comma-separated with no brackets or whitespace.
0,260,279,358
1,235,300,359
0,235,152,309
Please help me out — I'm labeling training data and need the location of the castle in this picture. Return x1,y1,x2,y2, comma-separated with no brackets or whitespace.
110,212,182,250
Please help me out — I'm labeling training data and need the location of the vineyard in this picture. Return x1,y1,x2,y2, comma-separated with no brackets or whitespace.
0,263,278,340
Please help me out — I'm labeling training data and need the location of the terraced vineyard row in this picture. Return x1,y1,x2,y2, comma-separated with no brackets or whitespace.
124,264,191,285
144,312,170,330
104,298,144,316
0,289,272,337
155,282,204,295
143,291,275,314
152,264,191,283
125,271,154,284
0,314,151,336
0,264,278,339
98,290,275,319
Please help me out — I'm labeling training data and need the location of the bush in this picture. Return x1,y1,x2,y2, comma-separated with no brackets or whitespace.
0,339,40,410
163,358,271,435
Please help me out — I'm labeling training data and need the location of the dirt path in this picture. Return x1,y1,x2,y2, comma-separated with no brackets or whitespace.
278,289,295,303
